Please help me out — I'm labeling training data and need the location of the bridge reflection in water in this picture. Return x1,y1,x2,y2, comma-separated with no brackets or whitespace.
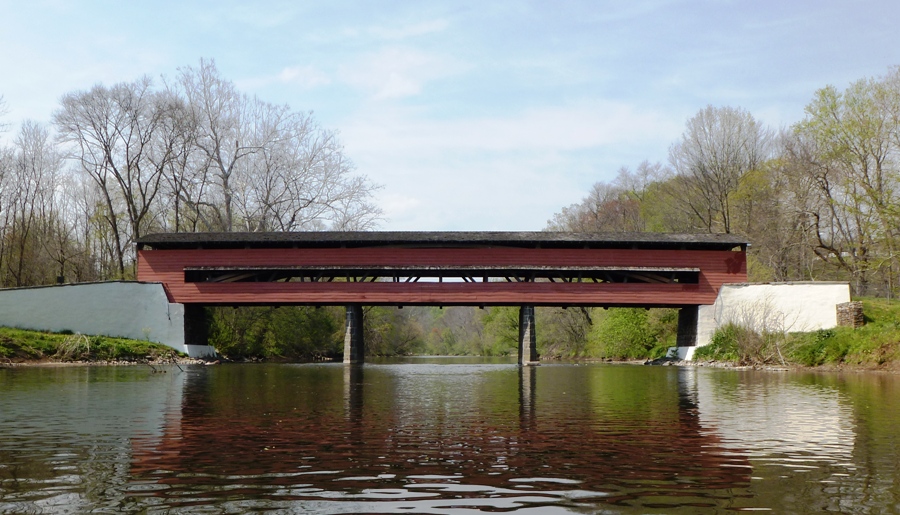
128,363,763,511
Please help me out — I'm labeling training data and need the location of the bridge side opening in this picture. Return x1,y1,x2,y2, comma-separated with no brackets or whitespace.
183,303,707,363
183,266,700,285
341,304,541,365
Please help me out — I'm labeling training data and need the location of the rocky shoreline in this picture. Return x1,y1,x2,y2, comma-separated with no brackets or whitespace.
643,355,900,374
0,356,214,368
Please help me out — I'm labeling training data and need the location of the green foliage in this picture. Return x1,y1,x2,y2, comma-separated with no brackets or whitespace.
480,306,519,356
695,319,789,365
695,298,900,368
587,308,672,359
365,306,426,356
535,307,592,358
693,323,743,362
209,306,342,360
785,329,846,366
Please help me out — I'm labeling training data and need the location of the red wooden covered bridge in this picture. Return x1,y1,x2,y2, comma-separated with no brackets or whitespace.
136,231,748,363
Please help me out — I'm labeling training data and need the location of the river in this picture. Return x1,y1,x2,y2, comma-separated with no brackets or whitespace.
1,359,899,513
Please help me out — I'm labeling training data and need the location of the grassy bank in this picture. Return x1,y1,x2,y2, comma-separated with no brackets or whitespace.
0,327,185,364
694,298,900,370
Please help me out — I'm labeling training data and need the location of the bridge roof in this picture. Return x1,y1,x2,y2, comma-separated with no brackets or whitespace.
137,231,748,251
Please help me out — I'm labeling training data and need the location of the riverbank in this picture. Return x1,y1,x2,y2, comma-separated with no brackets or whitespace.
687,297,900,372
4,296,900,371
0,327,202,366
648,356,900,374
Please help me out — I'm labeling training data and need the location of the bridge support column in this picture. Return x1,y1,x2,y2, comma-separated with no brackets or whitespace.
668,305,707,361
676,305,698,347
182,304,217,358
343,304,365,364
518,305,538,365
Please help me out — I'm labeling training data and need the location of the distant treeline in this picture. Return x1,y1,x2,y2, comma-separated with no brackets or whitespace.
3,65,900,360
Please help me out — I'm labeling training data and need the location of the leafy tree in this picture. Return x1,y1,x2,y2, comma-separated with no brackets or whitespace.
587,308,660,359
364,306,426,356
480,306,519,356
209,306,342,360
790,71,900,295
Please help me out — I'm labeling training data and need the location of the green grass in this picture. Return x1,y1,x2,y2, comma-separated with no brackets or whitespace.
0,327,183,363
785,298,900,367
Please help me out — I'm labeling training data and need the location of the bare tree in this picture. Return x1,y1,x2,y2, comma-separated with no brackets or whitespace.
54,77,172,277
174,60,278,231
173,59,381,233
546,162,665,233
667,105,773,234
0,95,9,133
1,121,63,286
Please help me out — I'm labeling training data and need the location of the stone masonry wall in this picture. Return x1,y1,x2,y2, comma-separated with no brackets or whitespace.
836,301,865,328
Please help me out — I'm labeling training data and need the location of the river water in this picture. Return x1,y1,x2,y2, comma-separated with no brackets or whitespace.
1,359,899,514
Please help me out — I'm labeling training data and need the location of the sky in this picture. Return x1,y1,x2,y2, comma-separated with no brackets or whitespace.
1,0,899,231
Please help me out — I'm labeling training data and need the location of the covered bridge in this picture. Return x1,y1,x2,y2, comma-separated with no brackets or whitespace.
136,231,749,362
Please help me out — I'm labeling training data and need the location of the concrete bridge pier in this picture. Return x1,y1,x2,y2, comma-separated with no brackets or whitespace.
676,306,698,347
519,305,538,365
184,304,208,347
343,304,365,364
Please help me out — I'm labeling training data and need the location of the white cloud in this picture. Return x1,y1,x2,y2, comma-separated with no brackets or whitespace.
277,65,332,88
368,19,450,40
338,47,467,100
309,18,450,44
237,65,332,92
377,193,424,224
220,3,300,29
342,101,681,156
338,101,681,230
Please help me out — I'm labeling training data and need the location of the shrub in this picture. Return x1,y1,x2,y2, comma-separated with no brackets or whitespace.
694,323,742,362
785,329,845,366
588,308,661,359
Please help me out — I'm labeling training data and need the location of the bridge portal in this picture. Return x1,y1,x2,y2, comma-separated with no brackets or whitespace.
136,232,748,363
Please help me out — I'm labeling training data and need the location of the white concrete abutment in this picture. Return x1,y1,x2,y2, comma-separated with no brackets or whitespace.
0,282,215,358
670,282,852,360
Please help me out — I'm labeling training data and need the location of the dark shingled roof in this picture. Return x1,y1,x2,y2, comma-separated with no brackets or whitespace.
137,231,748,251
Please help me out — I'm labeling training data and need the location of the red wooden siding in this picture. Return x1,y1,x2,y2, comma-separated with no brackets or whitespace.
137,248,746,306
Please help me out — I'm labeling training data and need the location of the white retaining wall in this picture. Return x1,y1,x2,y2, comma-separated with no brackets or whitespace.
696,282,851,348
0,282,213,357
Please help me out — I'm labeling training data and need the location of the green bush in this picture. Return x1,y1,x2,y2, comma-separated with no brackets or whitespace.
785,329,846,366
587,308,668,359
782,298,900,367
209,306,343,360
693,323,742,362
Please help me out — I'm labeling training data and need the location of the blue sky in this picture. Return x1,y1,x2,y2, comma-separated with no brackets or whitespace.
2,0,898,230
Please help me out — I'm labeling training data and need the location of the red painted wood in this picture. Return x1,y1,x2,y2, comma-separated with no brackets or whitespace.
137,247,746,306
